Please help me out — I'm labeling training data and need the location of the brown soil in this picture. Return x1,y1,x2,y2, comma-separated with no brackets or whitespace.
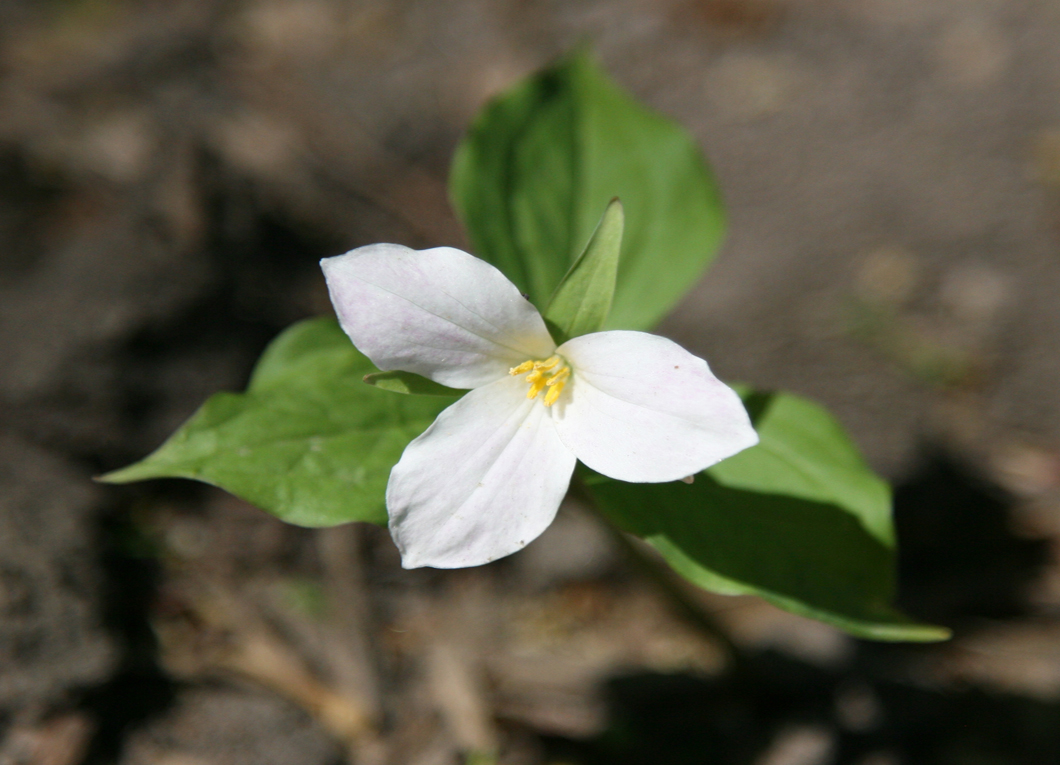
2,1,1060,764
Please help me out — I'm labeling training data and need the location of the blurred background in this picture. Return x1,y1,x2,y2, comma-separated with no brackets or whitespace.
2,0,1060,763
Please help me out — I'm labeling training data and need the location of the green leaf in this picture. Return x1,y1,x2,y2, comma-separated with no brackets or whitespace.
451,50,725,332
99,318,451,527
714,389,896,547
586,389,950,642
544,197,623,345
363,370,465,396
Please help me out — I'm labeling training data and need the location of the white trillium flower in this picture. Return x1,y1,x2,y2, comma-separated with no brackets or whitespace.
321,243,758,569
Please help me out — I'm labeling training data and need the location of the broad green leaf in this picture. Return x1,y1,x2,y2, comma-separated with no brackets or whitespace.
363,370,465,396
451,50,725,331
591,475,948,641
714,389,895,547
586,389,949,642
544,197,623,345
100,318,451,527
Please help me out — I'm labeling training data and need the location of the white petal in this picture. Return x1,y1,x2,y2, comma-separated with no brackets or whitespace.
387,375,576,569
321,244,555,389
552,331,758,483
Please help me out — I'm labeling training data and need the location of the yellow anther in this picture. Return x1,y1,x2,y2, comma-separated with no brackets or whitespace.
545,367,570,386
543,380,566,406
527,375,549,400
543,366,570,406
511,357,572,405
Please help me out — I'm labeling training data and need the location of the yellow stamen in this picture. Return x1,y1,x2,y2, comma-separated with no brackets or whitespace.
543,374,568,407
545,368,570,386
510,356,572,405
527,374,549,400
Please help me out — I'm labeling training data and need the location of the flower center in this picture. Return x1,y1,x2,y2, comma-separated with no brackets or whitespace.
509,355,571,407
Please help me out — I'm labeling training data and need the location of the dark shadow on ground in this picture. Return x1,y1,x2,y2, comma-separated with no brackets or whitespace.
892,451,1051,628
76,503,176,765
68,153,350,762
547,653,1060,765
547,451,1057,765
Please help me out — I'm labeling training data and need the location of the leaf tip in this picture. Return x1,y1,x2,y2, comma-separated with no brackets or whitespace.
913,624,954,642
94,464,146,485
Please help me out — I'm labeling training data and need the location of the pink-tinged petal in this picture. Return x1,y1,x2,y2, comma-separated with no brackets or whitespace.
321,244,555,389
552,331,757,483
387,376,576,569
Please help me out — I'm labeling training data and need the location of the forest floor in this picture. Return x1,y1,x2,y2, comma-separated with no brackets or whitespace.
2,1,1060,764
